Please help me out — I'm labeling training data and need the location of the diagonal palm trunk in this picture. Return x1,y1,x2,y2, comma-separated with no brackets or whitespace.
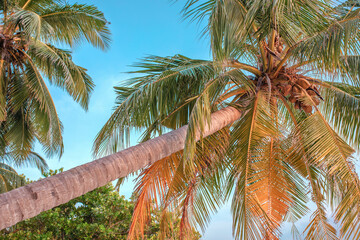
0,107,242,229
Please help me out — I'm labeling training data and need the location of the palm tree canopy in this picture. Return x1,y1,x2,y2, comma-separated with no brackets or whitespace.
0,0,110,166
94,0,360,239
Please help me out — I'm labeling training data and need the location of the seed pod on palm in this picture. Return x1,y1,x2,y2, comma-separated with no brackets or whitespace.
307,89,317,96
297,78,311,89
312,96,320,106
307,85,324,100
302,105,312,113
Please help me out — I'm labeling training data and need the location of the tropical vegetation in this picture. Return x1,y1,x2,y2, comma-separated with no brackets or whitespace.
94,0,360,239
0,169,201,240
0,0,110,192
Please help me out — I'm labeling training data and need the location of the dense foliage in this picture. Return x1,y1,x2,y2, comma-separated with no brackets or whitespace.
0,169,201,240
94,0,360,239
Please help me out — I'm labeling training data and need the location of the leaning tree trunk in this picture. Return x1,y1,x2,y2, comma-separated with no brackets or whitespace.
0,107,242,229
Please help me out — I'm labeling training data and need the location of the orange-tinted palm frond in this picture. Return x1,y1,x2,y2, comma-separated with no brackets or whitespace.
130,122,230,239
165,128,230,230
179,176,198,240
128,152,181,240
253,138,292,240
228,93,282,240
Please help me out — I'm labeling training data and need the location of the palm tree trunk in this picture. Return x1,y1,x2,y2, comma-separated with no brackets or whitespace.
0,107,242,230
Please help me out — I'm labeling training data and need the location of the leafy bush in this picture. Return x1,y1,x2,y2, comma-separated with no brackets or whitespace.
0,169,201,240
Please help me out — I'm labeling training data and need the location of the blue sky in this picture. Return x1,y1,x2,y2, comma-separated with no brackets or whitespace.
17,0,309,239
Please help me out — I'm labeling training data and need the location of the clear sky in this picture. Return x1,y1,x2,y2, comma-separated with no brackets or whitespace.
17,1,309,239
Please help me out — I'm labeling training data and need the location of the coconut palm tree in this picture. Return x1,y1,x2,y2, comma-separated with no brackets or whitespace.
92,0,360,239
0,1,359,239
0,0,110,192
0,105,240,231
0,0,110,163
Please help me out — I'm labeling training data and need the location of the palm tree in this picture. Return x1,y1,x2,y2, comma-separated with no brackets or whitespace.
0,0,110,189
0,0,110,157
0,105,240,230
0,1,360,239
93,0,360,239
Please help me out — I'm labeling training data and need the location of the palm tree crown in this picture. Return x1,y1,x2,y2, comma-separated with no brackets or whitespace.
95,0,359,239
0,0,110,191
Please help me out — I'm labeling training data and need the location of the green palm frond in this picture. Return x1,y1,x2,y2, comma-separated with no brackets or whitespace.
320,82,360,150
29,41,94,109
291,9,360,71
1,150,47,171
337,55,360,87
8,7,55,40
93,55,218,156
23,54,63,157
0,150,46,193
38,3,111,49
291,109,360,238
0,162,25,193
8,2,111,49
183,69,234,165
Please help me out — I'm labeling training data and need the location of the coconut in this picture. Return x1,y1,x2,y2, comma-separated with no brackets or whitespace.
297,78,311,89
312,96,320,105
306,89,317,96
302,105,312,113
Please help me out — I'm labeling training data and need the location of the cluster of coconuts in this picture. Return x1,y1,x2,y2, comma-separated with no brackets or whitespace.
0,31,28,64
277,77,322,113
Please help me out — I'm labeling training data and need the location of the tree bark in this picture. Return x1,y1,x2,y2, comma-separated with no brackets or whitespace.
0,107,242,230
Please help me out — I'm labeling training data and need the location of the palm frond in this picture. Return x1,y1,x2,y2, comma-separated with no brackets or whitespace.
23,53,63,157
29,40,94,110
0,162,25,193
8,2,111,49
1,150,47,171
39,3,111,49
8,7,54,40
291,9,360,71
93,55,218,157
128,153,180,239
319,81,360,150
227,93,280,240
